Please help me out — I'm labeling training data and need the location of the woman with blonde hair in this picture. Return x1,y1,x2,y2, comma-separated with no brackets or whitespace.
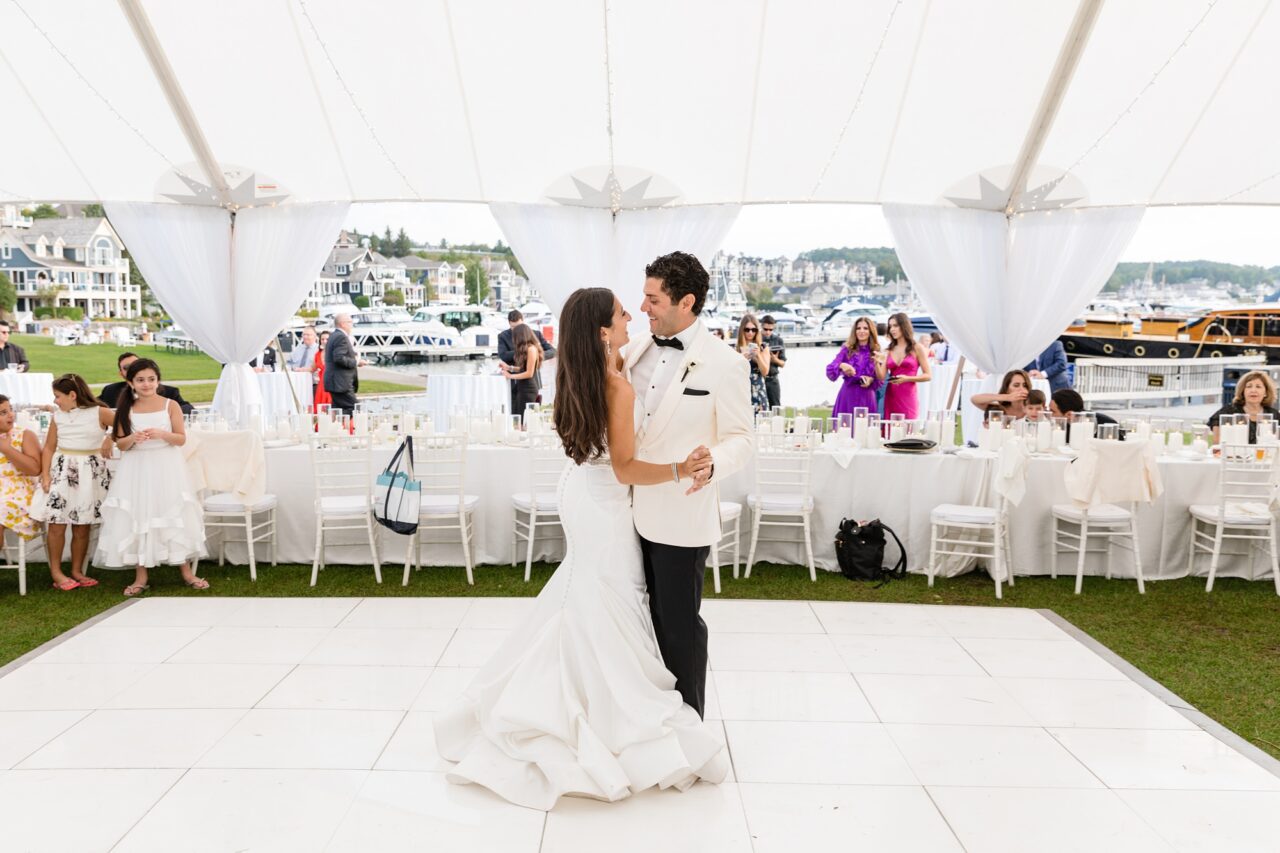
1208,370,1280,444
826,316,884,417
737,313,770,414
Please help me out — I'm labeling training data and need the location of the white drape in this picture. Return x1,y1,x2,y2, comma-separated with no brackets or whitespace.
882,204,1144,375
490,203,741,338
106,202,349,425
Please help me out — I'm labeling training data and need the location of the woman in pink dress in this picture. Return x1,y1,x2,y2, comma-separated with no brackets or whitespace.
882,313,932,420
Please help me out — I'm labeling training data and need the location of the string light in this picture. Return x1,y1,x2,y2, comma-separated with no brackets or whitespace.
1065,0,1219,175
1221,169,1280,203
8,0,190,181
601,0,621,215
296,0,422,199
810,0,903,199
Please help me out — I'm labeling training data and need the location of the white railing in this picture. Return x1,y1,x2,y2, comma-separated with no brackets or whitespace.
1074,355,1266,404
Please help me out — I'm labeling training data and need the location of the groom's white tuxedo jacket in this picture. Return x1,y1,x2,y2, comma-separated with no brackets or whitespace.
624,320,754,548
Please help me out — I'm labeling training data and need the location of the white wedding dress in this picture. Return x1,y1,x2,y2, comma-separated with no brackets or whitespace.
433,456,728,810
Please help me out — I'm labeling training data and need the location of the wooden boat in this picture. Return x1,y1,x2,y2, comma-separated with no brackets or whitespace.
1060,305,1280,364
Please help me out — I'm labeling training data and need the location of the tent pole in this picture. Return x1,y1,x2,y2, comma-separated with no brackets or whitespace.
1003,0,1104,214
116,0,232,207
945,355,965,411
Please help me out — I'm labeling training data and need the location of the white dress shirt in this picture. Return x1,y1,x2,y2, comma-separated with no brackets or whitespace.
630,320,701,433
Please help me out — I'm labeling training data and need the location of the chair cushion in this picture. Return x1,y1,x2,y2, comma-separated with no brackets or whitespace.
512,492,559,512
1190,502,1274,526
1051,503,1132,523
719,501,743,521
318,494,370,516
747,494,814,513
930,504,998,525
419,494,481,516
203,492,278,513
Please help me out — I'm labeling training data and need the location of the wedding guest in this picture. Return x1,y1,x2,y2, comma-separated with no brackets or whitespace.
99,353,194,415
96,358,207,596
250,340,279,373
931,332,955,364
0,395,42,554
1025,389,1046,420
498,310,555,367
314,330,332,409
1050,388,1119,440
919,333,935,359
324,313,367,416
0,321,30,372
501,323,543,422
1207,370,1280,444
1025,340,1071,393
288,326,320,376
882,313,931,420
30,374,113,591
759,315,786,409
737,314,769,414
826,316,884,418
971,369,1033,420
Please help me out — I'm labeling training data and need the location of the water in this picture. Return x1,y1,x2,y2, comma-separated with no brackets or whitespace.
380,345,846,408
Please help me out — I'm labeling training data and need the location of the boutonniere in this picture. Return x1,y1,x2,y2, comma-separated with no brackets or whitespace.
681,360,699,383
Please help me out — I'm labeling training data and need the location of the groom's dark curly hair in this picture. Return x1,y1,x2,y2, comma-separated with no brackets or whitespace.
645,251,709,315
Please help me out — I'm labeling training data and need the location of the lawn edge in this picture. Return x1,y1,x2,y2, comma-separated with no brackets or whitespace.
0,598,138,680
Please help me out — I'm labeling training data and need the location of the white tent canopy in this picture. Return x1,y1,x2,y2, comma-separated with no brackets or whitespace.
1,0,1277,211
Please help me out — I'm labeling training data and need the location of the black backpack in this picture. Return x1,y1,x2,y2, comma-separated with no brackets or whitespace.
834,518,907,584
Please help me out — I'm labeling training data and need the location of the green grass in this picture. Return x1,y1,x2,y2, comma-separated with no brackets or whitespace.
1,561,1277,759
15,333,223,384
85,379,422,406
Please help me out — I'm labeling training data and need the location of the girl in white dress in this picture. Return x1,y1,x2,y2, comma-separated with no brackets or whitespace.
94,358,207,596
30,374,113,590
434,287,726,810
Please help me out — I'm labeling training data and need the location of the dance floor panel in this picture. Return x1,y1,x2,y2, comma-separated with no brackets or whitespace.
0,597,1276,852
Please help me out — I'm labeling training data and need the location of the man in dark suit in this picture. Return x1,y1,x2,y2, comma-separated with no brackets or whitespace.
497,310,555,368
98,352,195,414
324,313,366,416
1025,340,1070,393
0,320,30,371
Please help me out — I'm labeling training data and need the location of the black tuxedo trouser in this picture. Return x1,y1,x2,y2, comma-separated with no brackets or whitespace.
640,536,709,718
329,391,357,417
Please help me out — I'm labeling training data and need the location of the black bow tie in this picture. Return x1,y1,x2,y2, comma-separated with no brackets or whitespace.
653,336,684,351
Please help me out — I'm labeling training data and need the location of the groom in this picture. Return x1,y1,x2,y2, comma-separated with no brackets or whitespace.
624,251,754,717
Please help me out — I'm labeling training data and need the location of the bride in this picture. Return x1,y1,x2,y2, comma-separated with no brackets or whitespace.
433,286,729,810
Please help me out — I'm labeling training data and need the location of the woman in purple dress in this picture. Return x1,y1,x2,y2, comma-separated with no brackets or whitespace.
882,313,931,420
826,316,884,417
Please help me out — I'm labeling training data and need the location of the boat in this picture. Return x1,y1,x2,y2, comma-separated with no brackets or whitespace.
1059,304,1280,363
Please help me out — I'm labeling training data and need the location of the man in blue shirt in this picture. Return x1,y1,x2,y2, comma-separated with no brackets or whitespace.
1026,340,1070,392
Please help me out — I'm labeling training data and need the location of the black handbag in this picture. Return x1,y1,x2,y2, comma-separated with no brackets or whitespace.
834,518,907,584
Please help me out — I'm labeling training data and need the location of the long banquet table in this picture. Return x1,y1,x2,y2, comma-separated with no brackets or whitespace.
240,441,1261,583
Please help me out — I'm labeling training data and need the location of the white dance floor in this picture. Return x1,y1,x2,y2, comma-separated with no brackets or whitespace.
0,597,1276,852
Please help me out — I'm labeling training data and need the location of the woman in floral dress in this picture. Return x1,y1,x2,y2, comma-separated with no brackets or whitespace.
0,394,42,551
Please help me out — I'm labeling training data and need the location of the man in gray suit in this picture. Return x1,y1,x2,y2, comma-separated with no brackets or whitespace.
324,314,367,416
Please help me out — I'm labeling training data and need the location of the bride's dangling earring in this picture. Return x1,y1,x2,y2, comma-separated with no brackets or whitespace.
606,340,612,362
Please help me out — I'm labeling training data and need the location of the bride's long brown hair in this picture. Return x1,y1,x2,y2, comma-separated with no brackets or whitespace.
554,287,615,465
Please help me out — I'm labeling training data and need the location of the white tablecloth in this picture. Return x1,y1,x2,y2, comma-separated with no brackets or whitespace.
919,362,961,413
258,371,314,418
423,375,512,422
200,441,1266,583
960,375,1052,446
0,372,54,407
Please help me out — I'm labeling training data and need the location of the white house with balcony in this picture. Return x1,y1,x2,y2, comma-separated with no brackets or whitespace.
0,214,141,318
305,231,412,311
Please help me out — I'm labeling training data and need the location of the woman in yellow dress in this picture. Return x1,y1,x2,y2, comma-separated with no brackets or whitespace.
0,394,42,551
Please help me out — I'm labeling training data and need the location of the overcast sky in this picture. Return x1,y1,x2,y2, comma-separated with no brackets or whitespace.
347,202,1280,269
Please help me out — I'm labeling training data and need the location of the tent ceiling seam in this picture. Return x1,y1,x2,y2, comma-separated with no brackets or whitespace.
1152,0,1273,203
0,41,100,201
296,0,422,200
1004,0,1103,214
738,0,770,202
442,0,487,202
873,0,930,202
9,0,186,186
117,0,230,206
1063,0,1220,178
286,0,356,199
811,0,903,200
